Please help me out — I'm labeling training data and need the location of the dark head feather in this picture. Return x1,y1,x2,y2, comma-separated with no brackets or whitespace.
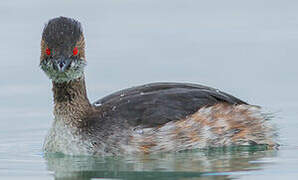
42,17,82,49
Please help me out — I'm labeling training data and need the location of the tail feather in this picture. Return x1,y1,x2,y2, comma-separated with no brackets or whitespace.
131,103,277,153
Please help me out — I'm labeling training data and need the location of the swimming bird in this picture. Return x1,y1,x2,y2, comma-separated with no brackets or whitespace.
40,17,276,156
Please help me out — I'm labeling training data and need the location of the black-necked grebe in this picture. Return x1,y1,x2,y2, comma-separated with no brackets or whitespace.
40,17,276,156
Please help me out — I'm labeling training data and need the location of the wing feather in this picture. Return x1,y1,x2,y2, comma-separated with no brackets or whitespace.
92,82,247,127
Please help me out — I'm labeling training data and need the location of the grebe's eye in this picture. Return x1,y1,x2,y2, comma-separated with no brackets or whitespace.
73,47,78,56
45,48,51,56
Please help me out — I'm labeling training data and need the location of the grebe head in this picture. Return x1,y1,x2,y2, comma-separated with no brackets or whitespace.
40,17,86,83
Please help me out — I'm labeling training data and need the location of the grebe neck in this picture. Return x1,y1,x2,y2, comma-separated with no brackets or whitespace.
52,76,92,125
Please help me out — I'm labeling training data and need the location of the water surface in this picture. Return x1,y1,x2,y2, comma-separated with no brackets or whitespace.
0,0,298,179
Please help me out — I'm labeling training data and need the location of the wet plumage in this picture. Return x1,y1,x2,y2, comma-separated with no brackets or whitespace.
40,17,277,156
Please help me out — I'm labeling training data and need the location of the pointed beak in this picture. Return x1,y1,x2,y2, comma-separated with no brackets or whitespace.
54,58,71,72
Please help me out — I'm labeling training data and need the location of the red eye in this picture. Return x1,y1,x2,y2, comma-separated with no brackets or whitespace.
45,48,51,56
73,47,78,56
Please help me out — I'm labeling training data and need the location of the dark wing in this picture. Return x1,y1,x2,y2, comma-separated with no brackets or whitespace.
92,82,247,128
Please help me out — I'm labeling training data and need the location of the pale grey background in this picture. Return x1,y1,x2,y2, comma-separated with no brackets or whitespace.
0,0,297,179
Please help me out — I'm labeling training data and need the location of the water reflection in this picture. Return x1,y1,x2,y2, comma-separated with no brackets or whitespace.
45,147,277,180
